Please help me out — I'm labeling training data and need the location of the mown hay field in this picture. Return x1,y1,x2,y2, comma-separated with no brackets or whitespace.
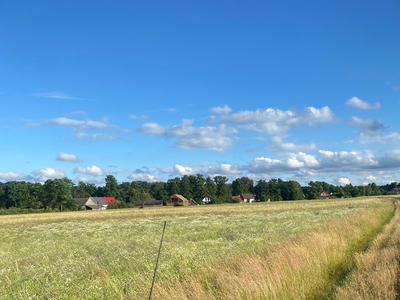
0,197,398,299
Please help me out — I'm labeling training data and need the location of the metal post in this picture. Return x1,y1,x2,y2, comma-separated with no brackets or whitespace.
148,221,167,300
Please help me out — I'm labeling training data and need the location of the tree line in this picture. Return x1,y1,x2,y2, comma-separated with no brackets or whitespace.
0,174,397,212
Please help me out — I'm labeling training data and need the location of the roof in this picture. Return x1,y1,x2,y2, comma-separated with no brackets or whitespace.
170,194,189,202
103,197,116,203
90,197,110,206
74,198,91,206
241,194,254,199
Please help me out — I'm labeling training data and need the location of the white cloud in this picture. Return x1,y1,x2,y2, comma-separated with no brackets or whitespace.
349,116,400,144
210,105,232,114
28,117,110,130
127,173,160,182
138,120,237,152
246,152,320,174
345,97,381,110
0,172,32,181
33,92,84,100
338,177,351,186
318,150,379,169
56,152,80,162
203,163,242,176
129,115,148,120
34,168,66,181
365,175,377,181
92,133,118,140
74,165,105,176
270,136,317,151
173,164,194,176
137,123,167,135
73,177,104,185
218,106,335,135
286,152,320,168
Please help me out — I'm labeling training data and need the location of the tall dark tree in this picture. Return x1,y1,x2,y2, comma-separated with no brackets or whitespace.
180,175,193,199
104,175,119,198
192,174,206,203
213,176,229,203
167,177,181,196
42,178,78,210
232,177,254,196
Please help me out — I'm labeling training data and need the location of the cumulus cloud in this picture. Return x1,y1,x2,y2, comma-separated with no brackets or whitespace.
73,177,104,185
217,106,335,135
210,105,232,115
33,168,66,181
246,152,320,174
173,164,194,176
349,117,400,144
338,177,351,186
345,97,381,110
56,152,80,162
74,165,105,176
365,175,377,181
203,163,242,176
137,123,167,135
318,150,379,169
137,120,237,152
127,173,161,182
0,172,33,181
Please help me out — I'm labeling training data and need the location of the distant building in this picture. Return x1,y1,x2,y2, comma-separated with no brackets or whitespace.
74,196,116,210
391,188,400,194
320,191,332,199
167,194,198,206
231,193,256,203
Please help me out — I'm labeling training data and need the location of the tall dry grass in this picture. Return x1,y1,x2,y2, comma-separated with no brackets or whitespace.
0,197,396,299
335,200,400,299
154,199,395,300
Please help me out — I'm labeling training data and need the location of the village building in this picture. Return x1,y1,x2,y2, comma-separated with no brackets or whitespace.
166,194,198,206
74,196,116,210
231,193,256,203
320,191,332,199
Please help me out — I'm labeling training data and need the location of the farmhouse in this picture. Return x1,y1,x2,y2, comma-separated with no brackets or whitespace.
167,194,198,206
74,196,116,210
320,191,332,199
231,193,256,203
391,188,400,194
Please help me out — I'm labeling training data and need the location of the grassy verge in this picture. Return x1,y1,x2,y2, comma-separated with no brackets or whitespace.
0,197,395,299
334,199,400,299
154,198,395,299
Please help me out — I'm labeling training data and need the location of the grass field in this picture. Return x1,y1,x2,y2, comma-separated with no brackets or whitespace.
0,197,398,299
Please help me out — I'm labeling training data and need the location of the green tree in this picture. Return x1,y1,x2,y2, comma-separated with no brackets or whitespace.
42,178,78,210
104,175,119,198
232,177,254,196
214,176,229,203
167,177,181,196
180,175,193,199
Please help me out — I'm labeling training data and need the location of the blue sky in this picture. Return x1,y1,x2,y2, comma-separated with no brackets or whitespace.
1,0,400,186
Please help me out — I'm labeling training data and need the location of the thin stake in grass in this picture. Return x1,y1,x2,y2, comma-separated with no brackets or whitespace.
148,221,167,300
